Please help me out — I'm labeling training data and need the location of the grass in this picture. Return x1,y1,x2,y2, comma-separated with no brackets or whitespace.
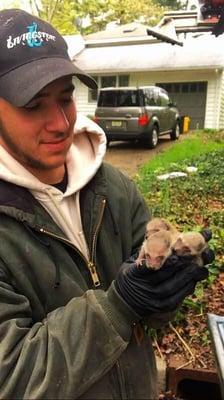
135,129,224,368
136,130,224,194
135,130,224,267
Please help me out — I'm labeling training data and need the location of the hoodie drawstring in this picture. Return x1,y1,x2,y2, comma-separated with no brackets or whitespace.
23,223,61,289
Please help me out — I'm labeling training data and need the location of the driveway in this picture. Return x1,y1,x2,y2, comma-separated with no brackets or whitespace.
104,134,187,177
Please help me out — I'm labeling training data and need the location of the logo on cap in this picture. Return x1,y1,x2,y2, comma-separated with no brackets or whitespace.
7,22,56,49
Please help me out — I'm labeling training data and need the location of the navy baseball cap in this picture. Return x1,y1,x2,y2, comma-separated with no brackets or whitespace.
0,9,97,106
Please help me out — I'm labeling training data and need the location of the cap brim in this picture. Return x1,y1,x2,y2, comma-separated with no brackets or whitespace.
0,58,97,107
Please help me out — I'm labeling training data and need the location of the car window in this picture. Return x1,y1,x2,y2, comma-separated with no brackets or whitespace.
98,90,140,107
98,91,116,107
160,90,170,107
144,88,161,106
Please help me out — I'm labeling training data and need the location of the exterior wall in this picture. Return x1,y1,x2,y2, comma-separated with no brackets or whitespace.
74,69,223,129
73,78,97,117
204,69,222,129
219,70,224,129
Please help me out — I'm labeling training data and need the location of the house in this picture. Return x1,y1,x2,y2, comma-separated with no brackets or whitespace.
65,12,224,130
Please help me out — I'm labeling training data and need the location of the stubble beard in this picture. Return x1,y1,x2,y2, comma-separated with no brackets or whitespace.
0,120,69,171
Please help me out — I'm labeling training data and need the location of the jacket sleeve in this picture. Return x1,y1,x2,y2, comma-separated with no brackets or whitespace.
101,167,176,329
0,259,138,399
105,164,151,255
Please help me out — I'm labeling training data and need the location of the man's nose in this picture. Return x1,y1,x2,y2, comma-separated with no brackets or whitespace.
45,105,69,132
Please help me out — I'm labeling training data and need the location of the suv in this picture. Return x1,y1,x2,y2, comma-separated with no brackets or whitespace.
94,86,180,148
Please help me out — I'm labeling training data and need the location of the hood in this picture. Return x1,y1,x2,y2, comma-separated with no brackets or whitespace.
0,113,107,199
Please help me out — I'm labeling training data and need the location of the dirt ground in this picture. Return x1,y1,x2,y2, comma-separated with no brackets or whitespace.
104,134,188,177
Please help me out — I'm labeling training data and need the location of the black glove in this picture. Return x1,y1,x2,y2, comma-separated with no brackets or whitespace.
114,255,209,316
200,228,215,264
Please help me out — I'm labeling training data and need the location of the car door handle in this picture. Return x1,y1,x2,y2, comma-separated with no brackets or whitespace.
125,114,132,118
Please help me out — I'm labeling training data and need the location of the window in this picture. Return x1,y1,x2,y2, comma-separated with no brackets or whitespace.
173,84,180,93
98,90,139,107
190,83,197,92
198,82,206,92
101,75,116,88
118,75,129,87
144,88,160,106
164,83,172,93
98,91,117,107
182,83,189,93
160,90,170,106
88,74,129,103
117,90,139,107
157,82,207,94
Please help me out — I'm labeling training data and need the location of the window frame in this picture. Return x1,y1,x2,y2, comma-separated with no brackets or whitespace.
88,74,129,103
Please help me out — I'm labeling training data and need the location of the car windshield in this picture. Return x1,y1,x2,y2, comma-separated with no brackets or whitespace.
98,90,140,107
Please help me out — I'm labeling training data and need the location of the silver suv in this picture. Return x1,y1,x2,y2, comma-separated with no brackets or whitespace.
94,86,181,148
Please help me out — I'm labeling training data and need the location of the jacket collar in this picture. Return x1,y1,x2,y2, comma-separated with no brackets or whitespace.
0,163,108,235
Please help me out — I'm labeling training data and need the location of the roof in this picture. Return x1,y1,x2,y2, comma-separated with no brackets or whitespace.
99,86,157,90
84,22,151,40
84,20,183,47
73,34,224,73
146,17,183,46
63,34,85,58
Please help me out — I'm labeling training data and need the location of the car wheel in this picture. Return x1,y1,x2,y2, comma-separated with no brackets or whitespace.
106,138,111,148
147,125,159,149
170,121,180,141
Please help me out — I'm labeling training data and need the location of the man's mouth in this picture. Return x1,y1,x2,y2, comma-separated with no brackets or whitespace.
42,135,68,144
41,136,70,152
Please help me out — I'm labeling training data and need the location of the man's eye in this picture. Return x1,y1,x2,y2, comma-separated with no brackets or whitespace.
23,103,41,111
61,97,73,105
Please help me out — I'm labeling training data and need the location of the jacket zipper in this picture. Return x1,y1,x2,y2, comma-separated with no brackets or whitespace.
89,198,106,282
37,199,106,288
38,227,101,287
39,204,126,397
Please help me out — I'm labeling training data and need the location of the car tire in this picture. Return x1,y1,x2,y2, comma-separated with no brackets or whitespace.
106,138,111,148
170,121,180,141
147,125,159,149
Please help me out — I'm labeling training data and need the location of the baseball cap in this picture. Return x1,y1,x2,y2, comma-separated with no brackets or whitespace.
0,8,97,107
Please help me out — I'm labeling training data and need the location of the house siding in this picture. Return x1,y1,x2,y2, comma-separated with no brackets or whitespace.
74,78,97,117
219,70,224,129
204,70,222,129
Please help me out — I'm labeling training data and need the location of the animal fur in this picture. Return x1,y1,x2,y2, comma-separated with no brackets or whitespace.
172,231,207,266
136,218,208,270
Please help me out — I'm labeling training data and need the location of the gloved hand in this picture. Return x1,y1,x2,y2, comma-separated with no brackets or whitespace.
114,255,210,316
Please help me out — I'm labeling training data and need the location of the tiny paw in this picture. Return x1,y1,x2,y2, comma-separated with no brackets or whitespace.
135,259,143,267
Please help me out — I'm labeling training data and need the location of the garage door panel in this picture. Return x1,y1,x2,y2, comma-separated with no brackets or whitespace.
156,82,207,129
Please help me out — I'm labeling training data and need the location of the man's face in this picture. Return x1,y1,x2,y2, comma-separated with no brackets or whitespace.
0,76,76,183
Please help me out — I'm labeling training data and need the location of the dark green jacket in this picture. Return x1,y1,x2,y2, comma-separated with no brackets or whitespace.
0,162,159,399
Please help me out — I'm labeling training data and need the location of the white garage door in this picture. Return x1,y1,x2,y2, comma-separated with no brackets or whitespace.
156,82,207,129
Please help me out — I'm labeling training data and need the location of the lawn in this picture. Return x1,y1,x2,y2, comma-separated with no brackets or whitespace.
135,129,224,370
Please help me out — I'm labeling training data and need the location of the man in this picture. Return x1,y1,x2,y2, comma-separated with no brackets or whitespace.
0,8,211,400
